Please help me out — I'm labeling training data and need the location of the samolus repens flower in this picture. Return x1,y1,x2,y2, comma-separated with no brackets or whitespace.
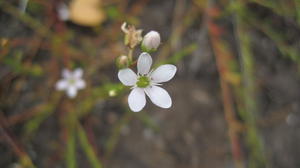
118,52,177,112
56,68,86,98
141,31,161,52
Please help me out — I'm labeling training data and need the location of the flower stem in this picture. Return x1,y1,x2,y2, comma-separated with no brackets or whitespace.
128,48,133,63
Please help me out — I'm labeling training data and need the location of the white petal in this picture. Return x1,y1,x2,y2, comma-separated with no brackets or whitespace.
142,31,161,50
150,64,177,83
118,68,137,86
128,88,146,112
67,86,77,98
75,79,86,89
62,69,71,78
73,68,83,78
56,80,68,90
137,52,152,75
145,86,172,108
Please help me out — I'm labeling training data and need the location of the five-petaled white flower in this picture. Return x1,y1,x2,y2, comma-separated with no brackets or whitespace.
118,52,177,112
56,68,86,98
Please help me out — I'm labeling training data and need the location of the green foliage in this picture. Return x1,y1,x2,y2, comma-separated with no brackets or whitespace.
158,43,197,66
66,129,77,168
106,6,121,20
3,50,43,76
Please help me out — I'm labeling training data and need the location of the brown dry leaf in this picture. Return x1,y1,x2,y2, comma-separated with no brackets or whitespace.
69,0,105,27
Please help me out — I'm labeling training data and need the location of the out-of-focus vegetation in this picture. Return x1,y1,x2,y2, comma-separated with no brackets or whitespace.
0,0,300,168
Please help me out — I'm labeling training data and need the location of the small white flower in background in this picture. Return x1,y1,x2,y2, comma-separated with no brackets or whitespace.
118,52,177,112
141,31,161,52
56,68,86,98
57,3,70,21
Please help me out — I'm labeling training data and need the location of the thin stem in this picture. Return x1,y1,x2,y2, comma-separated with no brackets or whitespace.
128,48,133,62
206,0,245,167
0,114,36,168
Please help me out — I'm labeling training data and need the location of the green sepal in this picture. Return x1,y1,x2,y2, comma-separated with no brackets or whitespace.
141,44,156,53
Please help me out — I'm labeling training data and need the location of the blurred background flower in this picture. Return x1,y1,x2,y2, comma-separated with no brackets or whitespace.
56,68,86,98
68,0,105,26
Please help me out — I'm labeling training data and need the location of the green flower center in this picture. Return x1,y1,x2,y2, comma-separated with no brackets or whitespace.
136,76,150,88
68,78,76,85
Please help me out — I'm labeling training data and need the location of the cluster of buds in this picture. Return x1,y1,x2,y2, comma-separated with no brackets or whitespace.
117,22,161,68
120,22,161,51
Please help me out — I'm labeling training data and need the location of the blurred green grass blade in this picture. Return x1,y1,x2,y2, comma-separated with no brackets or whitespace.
0,1,50,38
20,154,36,168
23,93,61,136
3,49,43,76
234,3,268,167
77,125,103,168
105,6,121,20
66,128,77,168
235,2,300,70
24,104,54,136
250,0,296,18
136,112,160,133
105,108,132,158
158,43,198,66
295,0,300,25
76,83,126,118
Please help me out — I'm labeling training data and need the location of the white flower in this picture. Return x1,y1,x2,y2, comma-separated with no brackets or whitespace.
118,52,177,112
56,68,86,98
141,31,161,52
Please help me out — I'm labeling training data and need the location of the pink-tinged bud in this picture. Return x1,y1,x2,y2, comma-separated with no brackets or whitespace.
141,31,161,52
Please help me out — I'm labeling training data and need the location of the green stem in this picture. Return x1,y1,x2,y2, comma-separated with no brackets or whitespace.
77,124,103,168
234,2,267,167
128,48,133,63
66,128,77,168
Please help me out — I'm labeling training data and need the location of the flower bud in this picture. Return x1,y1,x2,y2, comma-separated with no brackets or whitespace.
116,55,129,69
141,31,161,52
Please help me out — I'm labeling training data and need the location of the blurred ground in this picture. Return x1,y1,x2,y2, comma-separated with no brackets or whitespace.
1,0,300,168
